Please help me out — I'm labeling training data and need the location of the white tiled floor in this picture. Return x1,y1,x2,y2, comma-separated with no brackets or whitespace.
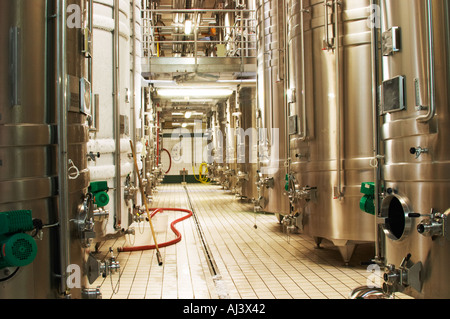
93,183,412,299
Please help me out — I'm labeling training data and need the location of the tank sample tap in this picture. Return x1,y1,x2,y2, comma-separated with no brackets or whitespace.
409,146,429,159
382,253,423,296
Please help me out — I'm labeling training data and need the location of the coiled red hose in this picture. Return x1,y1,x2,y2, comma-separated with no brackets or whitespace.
118,208,193,252
161,148,172,174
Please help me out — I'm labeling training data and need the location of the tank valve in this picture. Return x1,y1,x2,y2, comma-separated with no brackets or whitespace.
87,151,100,161
236,171,249,182
382,253,423,296
285,175,317,203
124,174,138,201
281,213,301,235
257,176,274,189
415,208,450,239
100,248,120,278
77,183,111,247
409,146,428,159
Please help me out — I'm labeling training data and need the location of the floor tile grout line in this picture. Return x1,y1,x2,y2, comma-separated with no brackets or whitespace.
185,184,370,298
92,183,412,300
187,184,298,298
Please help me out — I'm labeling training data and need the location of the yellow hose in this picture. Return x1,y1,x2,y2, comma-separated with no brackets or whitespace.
193,163,210,184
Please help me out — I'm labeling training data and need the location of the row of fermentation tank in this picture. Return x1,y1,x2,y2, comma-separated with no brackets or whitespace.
206,0,450,299
0,0,164,298
0,0,449,300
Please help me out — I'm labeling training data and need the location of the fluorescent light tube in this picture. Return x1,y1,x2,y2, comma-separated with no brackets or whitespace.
184,20,192,35
157,88,233,98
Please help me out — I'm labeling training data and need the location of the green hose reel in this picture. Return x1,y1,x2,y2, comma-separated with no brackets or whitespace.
0,210,37,269
89,181,110,207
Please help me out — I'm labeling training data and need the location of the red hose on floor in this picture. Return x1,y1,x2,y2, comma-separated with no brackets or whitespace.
118,208,193,252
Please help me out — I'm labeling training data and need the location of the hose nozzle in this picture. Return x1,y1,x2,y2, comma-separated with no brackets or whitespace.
156,251,163,266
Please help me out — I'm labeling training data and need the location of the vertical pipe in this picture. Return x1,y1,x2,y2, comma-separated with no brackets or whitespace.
56,0,70,296
156,111,160,166
417,0,436,123
88,0,93,88
334,0,343,198
323,0,332,49
371,0,382,262
283,0,290,179
131,0,137,185
114,0,122,229
298,0,307,141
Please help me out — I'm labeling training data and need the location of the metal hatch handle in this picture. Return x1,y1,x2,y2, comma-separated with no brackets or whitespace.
417,0,436,123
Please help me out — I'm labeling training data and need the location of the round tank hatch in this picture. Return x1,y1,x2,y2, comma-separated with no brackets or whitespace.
381,194,413,241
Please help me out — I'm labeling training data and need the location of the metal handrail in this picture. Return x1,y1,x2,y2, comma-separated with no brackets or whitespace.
143,8,255,13
142,8,257,59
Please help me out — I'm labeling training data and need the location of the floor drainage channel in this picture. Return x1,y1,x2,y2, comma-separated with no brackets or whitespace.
183,185,230,299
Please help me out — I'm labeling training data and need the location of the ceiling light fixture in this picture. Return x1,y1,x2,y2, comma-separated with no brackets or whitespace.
184,20,192,35
157,88,233,99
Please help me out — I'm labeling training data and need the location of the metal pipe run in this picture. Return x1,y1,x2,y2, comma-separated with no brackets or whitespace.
334,0,344,199
417,0,436,123
144,8,255,13
55,0,70,296
371,0,383,263
114,0,122,229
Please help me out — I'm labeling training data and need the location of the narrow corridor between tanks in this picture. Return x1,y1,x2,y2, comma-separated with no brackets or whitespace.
92,184,411,299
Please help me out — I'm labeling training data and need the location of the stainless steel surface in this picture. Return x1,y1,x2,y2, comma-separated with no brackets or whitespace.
377,0,450,299
0,0,55,298
235,86,258,201
211,101,228,185
61,0,92,298
0,0,91,298
256,0,290,216
224,91,237,192
287,0,375,262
